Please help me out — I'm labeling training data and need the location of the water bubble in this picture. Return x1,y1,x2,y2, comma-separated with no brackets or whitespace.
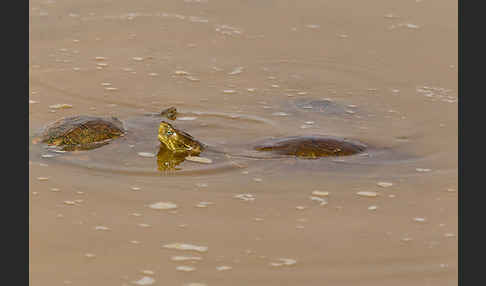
137,223,152,228
228,67,244,75
177,117,198,121
356,191,378,197
63,200,77,206
216,266,232,271
405,23,420,29
49,104,73,109
309,196,328,206
176,266,196,272
233,193,255,201
174,70,190,75
415,168,432,172
163,243,208,253
269,258,297,267
384,13,399,19
377,182,393,188
195,202,213,208
311,190,329,197
185,76,200,81
149,202,178,210
185,156,212,164
271,112,289,116
138,152,156,158
170,256,203,262
132,276,155,285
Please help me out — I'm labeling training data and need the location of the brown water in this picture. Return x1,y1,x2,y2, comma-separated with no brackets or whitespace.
29,0,458,285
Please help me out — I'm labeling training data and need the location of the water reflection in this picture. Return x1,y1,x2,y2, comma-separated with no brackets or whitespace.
156,146,189,171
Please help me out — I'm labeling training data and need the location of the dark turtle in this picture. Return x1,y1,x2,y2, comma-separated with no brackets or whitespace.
253,136,366,158
34,115,126,151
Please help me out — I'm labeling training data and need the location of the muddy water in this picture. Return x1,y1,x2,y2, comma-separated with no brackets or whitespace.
29,0,457,285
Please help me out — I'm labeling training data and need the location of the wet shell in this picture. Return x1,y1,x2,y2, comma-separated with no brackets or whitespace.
38,115,125,150
254,136,366,158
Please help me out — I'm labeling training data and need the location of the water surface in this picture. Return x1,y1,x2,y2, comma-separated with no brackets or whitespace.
30,0,457,285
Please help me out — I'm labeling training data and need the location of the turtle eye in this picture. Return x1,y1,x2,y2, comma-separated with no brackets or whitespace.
166,130,174,136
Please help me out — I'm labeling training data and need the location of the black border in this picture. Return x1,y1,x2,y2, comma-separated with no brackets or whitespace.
458,0,461,284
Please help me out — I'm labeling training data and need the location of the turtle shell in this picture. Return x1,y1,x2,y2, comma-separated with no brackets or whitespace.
254,136,366,158
38,115,125,150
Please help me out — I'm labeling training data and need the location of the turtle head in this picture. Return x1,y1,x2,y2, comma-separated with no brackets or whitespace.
158,121,203,155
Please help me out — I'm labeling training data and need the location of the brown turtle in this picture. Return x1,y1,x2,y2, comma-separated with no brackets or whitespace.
34,115,126,151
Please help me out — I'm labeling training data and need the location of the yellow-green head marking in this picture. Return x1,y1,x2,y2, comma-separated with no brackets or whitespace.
158,121,203,155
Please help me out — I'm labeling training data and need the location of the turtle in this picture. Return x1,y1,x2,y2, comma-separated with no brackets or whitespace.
32,106,368,171
253,135,366,158
158,121,204,155
34,115,126,151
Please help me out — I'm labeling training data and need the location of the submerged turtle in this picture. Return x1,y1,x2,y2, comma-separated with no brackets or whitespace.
33,106,367,171
35,116,124,151
253,136,366,158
